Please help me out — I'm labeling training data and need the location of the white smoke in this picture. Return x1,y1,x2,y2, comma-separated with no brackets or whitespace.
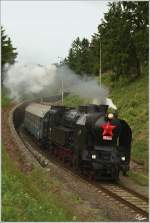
3,63,56,101
105,98,117,110
3,62,117,109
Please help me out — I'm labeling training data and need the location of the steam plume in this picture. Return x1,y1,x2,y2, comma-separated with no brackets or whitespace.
3,63,117,109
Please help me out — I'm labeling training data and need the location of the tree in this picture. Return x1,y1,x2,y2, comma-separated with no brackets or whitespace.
80,38,91,74
98,2,134,77
67,37,82,74
66,1,149,79
1,26,18,67
1,26,18,84
67,37,91,75
89,33,101,75
98,1,149,77
122,1,149,75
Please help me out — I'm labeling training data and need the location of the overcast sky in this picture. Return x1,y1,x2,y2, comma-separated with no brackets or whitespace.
1,1,109,65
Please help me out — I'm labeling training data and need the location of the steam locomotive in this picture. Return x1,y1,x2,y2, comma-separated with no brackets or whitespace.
24,103,132,180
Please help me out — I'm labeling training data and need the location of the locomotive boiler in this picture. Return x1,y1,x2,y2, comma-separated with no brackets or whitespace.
24,103,132,181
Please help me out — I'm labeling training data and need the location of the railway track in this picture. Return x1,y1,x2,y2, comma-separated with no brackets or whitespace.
95,183,148,220
19,126,149,221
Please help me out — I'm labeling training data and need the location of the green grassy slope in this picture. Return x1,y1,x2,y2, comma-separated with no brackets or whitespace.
2,146,74,221
102,73,148,172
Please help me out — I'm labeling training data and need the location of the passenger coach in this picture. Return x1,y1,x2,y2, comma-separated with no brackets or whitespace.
24,103,51,142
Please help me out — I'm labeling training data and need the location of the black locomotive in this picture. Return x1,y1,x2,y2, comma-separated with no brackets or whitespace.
24,103,132,180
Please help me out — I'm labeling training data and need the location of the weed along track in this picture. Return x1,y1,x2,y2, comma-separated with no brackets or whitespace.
11,98,149,222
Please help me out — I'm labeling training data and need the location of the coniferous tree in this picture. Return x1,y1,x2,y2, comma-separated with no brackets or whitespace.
122,1,149,75
1,26,18,67
66,1,149,79
1,26,18,84
68,37,82,74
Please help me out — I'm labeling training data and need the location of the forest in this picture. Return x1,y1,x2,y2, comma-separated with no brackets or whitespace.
66,1,149,80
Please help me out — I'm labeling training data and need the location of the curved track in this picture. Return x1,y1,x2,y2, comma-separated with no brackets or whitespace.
19,126,149,221
12,98,148,221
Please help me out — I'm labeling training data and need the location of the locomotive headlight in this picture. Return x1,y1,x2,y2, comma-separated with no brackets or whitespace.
108,113,114,119
92,154,96,159
121,156,126,161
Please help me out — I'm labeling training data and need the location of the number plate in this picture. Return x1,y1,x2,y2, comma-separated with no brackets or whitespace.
103,136,112,140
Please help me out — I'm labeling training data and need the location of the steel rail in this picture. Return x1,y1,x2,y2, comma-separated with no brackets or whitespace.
13,98,149,221
95,183,148,219
19,128,149,221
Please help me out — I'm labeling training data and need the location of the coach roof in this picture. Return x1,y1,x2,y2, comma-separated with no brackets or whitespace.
25,103,51,118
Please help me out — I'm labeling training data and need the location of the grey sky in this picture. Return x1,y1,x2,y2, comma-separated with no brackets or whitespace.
1,1,108,65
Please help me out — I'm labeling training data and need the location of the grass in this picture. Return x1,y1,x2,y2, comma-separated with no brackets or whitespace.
1,93,11,108
128,170,148,186
64,94,90,107
101,73,148,172
2,146,75,222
